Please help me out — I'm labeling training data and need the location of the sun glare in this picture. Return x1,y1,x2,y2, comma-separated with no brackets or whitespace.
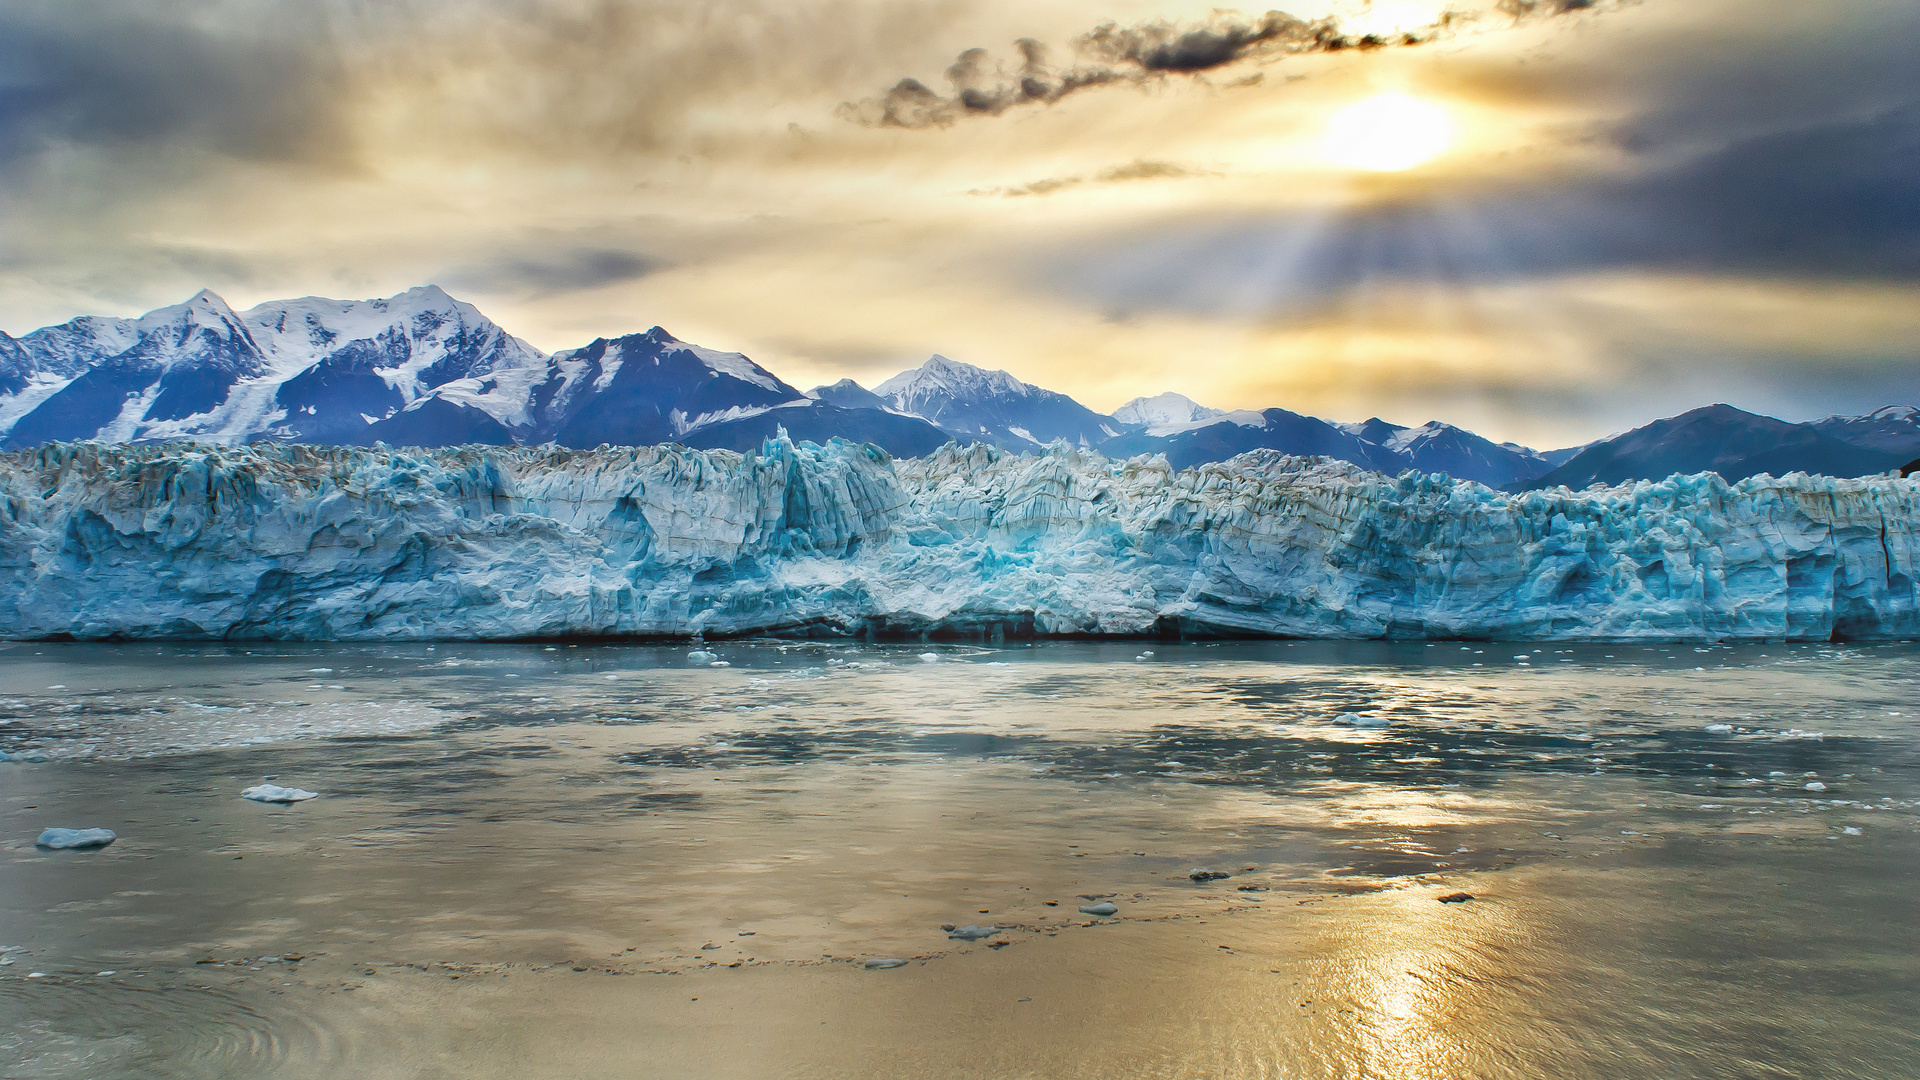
1322,93,1452,172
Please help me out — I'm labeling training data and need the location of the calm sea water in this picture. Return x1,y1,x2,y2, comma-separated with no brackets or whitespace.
3,640,1917,1079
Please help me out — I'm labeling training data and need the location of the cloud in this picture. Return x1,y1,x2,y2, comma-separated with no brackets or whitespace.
0,2,350,170
441,247,661,297
841,9,1429,129
1038,96,1920,326
972,159,1204,197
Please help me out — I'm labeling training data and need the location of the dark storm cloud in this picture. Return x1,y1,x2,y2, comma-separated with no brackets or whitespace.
0,2,348,169
441,248,661,297
1041,95,1920,325
841,9,1436,129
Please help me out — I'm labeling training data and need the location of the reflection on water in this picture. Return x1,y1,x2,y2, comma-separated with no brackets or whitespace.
1,640,1917,1078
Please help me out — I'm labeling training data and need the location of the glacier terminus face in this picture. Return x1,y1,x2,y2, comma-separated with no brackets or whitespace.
0,436,1913,642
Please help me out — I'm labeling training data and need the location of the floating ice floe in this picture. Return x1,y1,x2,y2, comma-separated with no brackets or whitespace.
687,650,717,663
241,784,319,803
863,958,908,969
946,925,998,940
35,827,116,849
1704,723,1733,733
1804,781,1828,792
1,751,51,763
1078,902,1118,916
919,653,940,663
1334,713,1390,727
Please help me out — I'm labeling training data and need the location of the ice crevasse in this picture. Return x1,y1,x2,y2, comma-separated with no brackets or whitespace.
0,435,1913,641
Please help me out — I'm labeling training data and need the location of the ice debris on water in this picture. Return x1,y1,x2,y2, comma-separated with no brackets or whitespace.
1334,713,1389,727
2,441,1916,642
1843,826,1862,835
1704,723,1733,733
241,784,318,803
1078,902,1118,916
947,925,998,940
687,650,717,663
1,751,51,763
864,958,908,969
35,827,116,849
1190,869,1230,881
919,653,940,663
1805,781,1828,792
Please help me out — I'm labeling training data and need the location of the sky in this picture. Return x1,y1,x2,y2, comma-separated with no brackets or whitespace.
0,0,1915,449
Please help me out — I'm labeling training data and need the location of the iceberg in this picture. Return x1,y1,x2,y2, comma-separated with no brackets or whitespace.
0,436,1913,642
35,827,116,849
241,784,319,803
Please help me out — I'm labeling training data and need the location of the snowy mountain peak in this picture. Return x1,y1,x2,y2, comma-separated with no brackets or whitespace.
807,378,892,411
875,355,1034,402
139,289,249,340
875,354,1118,448
1112,392,1224,434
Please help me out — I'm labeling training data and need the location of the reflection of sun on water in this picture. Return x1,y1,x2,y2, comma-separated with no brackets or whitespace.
1323,93,1453,171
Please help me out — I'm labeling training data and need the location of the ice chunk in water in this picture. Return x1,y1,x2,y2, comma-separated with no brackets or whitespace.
1335,713,1390,727
1704,723,1733,733
687,650,717,663
36,827,116,849
1804,781,1828,792
919,653,940,663
1078,902,1118,916
241,784,319,803
947,925,998,940
864,958,908,969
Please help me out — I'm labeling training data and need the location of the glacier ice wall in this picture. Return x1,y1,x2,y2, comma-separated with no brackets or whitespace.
0,438,1914,641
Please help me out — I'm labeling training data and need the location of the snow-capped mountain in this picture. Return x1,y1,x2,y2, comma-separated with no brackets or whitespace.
0,286,544,450
2,287,1914,486
1100,407,1410,475
1811,405,1920,457
806,378,893,411
4,290,270,449
1111,392,1224,433
1520,404,1918,490
875,355,1118,448
376,326,959,457
1341,418,1560,488
253,285,544,445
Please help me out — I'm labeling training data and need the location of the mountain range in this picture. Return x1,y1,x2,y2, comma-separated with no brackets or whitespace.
2,286,1916,488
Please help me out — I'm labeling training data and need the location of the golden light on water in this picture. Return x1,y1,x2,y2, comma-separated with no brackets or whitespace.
1322,94,1453,171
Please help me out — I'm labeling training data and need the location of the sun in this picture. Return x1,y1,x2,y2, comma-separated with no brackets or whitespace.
1322,94,1453,172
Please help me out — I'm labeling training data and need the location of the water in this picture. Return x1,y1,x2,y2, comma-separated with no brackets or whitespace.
3,640,1917,1079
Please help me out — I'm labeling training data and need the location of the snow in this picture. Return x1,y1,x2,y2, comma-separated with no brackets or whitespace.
1146,409,1271,436
0,437,1914,641
875,355,1033,403
683,343,786,393
1112,392,1224,434
35,827,116,849
1,286,550,446
241,784,319,802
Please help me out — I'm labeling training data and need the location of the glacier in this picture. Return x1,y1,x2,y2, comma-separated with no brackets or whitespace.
0,436,1913,642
